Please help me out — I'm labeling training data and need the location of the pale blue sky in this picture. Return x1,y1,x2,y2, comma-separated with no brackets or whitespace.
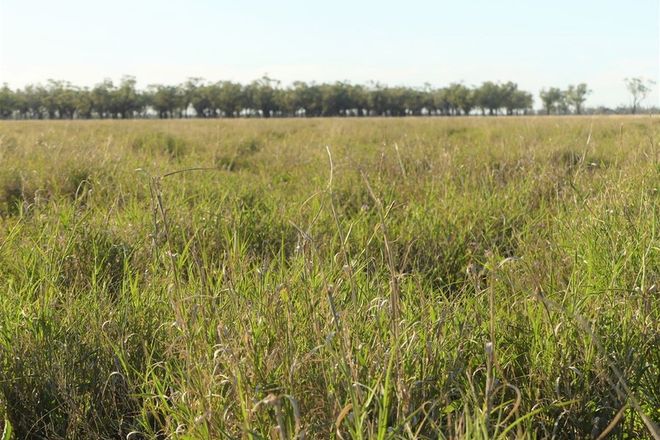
1,0,658,108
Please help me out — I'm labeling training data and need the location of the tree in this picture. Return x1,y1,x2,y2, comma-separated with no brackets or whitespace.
0,84,16,118
284,81,323,117
0,76,554,119
182,77,205,117
384,87,408,116
11,88,31,119
75,88,94,119
112,76,142,118
475,82,504,115
565,83,591,115
319,82,350,116
44,80,78,118
415,83,435,116
624,77,655,114
22,85,48,119
500,82,520,115
91,80,115,118
246,76,279,117
147,84,184,118
210,81,244,117
432,87,451,115
511,90,533,115
556,92,570,115
347,84,368,116
446,83,474,116
189,83,214,118
284,81,311,116
401,88,425,116
539,87,564,115
368,82,389,116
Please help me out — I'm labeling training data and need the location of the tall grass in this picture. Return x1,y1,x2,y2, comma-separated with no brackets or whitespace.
0,117,658,439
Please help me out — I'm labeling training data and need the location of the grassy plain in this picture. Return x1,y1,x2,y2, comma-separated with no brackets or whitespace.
0,116,658,439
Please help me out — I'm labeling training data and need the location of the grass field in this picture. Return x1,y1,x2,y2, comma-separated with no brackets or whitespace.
0,117,658,439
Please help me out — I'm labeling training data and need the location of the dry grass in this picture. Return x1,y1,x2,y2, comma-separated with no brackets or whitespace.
0,116,658,439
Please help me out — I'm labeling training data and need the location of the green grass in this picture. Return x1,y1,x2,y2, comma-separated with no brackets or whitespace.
0,117,658,439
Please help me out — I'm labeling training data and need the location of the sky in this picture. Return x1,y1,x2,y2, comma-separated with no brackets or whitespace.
1,0,659,109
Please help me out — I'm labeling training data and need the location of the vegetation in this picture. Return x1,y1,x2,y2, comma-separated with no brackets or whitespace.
624,78,657,115
539,84,593,116
0,117,658,439
1,78,538,119
3,77,655,120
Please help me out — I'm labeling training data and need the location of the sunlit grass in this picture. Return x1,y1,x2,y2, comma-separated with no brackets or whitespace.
0,116,658,439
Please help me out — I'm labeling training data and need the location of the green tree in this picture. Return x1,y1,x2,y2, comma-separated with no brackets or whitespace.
401,88,425,116
111,76,142,118
368,82,389,116
319,82,349,116
11,88,31,118
91,80,115,118
0,76,546,119
624,77,655,114
500,82,520,115
44,80,78,119
385,86,407,116
282,81,306,116
347,84,368,116
246,76,280,117
432,87,451,115
511,90,533,115
416,83,435,116
210,81,244,117
22,85,48,119
182,78,205,117
476,82,504,115
147,84,183,118
0,84,16,118
75,88,94,119
565,83,591,114
539,87,564,115
189,84,214,117
446,83,474,116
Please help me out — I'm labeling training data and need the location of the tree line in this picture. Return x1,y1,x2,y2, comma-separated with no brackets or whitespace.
0,76,602,119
